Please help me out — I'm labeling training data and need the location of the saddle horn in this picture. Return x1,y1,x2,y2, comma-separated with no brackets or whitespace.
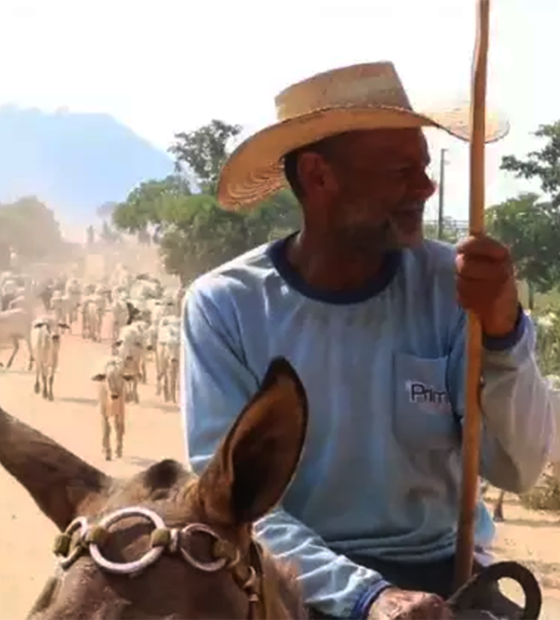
447,561,542,620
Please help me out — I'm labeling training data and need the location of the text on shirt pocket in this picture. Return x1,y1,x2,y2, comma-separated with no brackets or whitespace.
393,351,460,451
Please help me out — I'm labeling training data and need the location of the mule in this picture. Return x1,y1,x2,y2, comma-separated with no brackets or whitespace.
0,357,310,619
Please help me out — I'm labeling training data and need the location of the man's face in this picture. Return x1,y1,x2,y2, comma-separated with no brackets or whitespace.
300,128,435,251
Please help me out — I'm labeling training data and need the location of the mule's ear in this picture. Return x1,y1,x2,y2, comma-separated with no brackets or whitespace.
0,407,109,530
198,357,308,526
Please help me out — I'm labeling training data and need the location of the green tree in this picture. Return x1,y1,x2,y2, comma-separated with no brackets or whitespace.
247,189,301,242
112,175,191,235
169,120,242,195
159,194,248,284
0,196,65,260
112,120,302,283
501,121,560,206
485,193,560,310
498,121,560,308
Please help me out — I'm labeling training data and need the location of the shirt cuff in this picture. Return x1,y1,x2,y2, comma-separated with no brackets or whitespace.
351,580,393,619
482,303,526,352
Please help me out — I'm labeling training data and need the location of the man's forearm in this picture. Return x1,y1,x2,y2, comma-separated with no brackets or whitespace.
255,508,391,619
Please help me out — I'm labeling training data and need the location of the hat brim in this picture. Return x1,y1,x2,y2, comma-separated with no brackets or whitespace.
217,104,509,210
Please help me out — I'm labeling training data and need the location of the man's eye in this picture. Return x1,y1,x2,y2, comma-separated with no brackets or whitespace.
387,165,414,176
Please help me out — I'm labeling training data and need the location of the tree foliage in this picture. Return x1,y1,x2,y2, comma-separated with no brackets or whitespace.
486,193,560,307
112,120,301,284
169,119,242,195
112,175,191,234
0,196,65,260
159,195,247,281
501,121,560,206
497,120,560,307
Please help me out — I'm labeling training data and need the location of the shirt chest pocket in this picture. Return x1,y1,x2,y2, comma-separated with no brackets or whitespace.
393,352,460,451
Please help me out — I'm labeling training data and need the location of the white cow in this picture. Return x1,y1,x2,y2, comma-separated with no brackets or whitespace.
50,291,71,326
114,323,147,403
82,293,105,341
111,284,129,304
81,295,95,340
91,355,133,460
30,315,69,400
153,296,178,323
110,296,130,342
151,315,179,393
121,319,150,384
64,277,82,327
93,291,107,338
131,278,162,301
156,321,180,403
95,282,111,305
0,308,33,369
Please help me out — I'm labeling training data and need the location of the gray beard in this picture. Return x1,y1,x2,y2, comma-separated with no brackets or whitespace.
340,219,415,254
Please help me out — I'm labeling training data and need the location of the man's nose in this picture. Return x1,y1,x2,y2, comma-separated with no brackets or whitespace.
409,172,436,201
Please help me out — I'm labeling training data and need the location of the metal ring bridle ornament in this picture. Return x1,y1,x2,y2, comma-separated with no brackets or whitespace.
57,517,88,570
55,507,241,576
52,506,265,619
88,506,167,575
180,523,237,572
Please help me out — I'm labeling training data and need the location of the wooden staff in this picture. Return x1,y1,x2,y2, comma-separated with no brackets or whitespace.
453,0,490,589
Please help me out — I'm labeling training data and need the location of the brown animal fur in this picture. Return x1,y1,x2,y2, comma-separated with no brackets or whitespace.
0,358,309,620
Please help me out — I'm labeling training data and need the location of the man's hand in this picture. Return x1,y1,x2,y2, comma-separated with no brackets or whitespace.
455,235,519,337
367,587,453,620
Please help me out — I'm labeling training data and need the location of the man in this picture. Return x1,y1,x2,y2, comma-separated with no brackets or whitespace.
182,63,554,619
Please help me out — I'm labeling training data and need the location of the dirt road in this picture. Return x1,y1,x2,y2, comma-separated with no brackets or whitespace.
0,329,559,618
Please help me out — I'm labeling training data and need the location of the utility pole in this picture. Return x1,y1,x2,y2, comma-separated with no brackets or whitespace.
437,148,448,240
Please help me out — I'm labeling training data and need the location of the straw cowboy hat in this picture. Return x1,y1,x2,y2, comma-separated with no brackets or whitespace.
217,61,509,210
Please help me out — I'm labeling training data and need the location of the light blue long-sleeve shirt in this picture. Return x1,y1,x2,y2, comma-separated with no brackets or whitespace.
181,235,555,619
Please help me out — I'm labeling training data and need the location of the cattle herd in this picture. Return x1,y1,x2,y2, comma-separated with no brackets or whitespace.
1,265,560,524
0,265,184,462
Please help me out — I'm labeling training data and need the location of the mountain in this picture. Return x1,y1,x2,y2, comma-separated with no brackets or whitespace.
0,105,174,231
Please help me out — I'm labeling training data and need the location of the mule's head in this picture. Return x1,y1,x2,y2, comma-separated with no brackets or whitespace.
0,357,308,619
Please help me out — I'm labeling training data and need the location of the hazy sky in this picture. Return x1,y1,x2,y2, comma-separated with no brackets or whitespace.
0,0,556,223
